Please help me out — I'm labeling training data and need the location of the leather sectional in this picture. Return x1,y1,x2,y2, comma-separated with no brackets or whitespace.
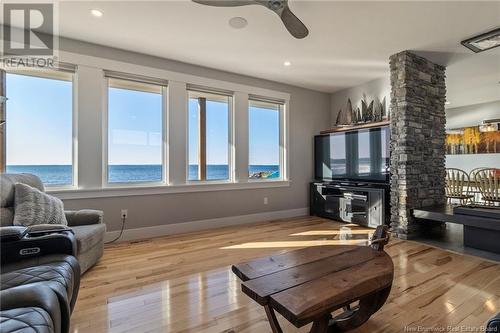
0,229,81,333
0,173,106,333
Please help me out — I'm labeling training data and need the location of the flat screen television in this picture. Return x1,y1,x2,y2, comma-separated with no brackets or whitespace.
315,126,390,183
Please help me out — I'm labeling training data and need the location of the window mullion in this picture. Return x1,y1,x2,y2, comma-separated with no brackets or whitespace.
198,97,207,181
234,92,249,183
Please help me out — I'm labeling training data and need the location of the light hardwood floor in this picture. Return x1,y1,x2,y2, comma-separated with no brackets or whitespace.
70,216,500,333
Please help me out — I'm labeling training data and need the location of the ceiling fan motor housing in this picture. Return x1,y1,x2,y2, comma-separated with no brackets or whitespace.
268,0,285,11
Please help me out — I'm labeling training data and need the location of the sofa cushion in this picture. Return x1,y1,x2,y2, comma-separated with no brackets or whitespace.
73,224,106,254
0,307,54,333
2,255,80,313
0,284,65,333
1,174,44,208
65,210,103,227
0,261,77,306
13,184,67,227
0,207,14,227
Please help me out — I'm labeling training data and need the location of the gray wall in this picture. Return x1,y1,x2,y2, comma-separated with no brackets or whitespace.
330,76,390,127
446,100,500,173
58,38,331,232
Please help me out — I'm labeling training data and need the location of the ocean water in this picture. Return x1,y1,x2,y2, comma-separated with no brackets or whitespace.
7,165,73,186
6,165,280,185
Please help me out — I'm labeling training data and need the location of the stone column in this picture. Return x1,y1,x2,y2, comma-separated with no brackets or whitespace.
389,51,447,239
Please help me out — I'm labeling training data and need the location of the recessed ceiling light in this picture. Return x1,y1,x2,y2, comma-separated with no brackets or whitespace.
90,9,103,17
283,61,292,67
461,27,500,53
229,17,247,29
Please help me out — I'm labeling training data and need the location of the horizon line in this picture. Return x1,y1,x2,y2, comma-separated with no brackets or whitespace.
7,164,280,166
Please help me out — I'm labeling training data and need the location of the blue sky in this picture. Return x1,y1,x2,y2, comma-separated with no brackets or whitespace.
7,73,280,166
108,87,162,165
6,73,73,165
249,105,280,165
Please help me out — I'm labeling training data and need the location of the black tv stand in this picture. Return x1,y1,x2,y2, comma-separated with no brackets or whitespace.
310,180,390,228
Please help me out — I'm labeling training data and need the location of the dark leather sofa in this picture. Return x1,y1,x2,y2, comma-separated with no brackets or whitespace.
0,283,68,333
0,227,81,333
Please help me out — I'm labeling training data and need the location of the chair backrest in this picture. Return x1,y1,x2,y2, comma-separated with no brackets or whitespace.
475,168,500,202
445,168,470,197
0,173,44,226
469,167,488,180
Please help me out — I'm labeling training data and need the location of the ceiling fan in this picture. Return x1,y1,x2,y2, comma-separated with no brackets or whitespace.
192,0,309,39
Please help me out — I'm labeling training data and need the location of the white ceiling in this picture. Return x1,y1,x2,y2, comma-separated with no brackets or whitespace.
10,1,500,103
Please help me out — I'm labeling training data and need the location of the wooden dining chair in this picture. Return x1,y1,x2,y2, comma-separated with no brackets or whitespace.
474,168,500,205
469,167,488,203
445,168,474,204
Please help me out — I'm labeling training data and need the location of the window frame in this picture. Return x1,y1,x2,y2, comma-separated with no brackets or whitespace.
3,68,78,190
103,75,168,187
186,88,234,184
247,97,286,182
7,51,292,199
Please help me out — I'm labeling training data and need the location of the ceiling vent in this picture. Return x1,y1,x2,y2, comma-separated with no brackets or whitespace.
461,27,500,53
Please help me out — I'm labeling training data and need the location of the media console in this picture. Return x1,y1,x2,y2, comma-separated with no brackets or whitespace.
310,181,390,228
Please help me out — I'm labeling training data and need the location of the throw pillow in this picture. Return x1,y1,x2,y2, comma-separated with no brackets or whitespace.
13,183,67,226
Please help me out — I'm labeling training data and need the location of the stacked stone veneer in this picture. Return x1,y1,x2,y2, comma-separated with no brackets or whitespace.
389,51,447,239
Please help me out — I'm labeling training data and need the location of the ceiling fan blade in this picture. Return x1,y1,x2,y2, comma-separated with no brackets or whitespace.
280,5,309,39
192,0,255,7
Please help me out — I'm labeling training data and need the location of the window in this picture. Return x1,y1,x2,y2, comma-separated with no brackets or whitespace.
5,69,75,186
106,74,166,184
188,89,231,181
248,99,282,180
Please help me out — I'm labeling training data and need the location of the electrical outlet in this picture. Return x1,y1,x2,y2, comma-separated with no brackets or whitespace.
263,197,268,205
121,209,128,219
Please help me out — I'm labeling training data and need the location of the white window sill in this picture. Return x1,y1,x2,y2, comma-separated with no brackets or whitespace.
48,180,291,200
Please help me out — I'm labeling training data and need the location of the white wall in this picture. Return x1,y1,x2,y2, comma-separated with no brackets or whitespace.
446,154,499,174
55,38,331,234
445,100,500,173
330,76,390,127
446,100,500,129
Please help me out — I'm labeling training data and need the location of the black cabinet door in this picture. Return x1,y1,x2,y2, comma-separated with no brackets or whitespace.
310,184,342,220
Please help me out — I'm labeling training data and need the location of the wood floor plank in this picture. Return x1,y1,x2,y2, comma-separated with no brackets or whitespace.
70,217,499,333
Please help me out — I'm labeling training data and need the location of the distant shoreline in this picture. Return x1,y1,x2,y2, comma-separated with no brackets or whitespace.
6,164,280,185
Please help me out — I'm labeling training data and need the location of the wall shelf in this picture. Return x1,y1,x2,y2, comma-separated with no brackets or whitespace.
320,120,390,134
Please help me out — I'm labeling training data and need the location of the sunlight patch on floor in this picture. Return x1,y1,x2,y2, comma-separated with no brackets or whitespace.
290,229,372,236
220,239,368,249
485,299,496,312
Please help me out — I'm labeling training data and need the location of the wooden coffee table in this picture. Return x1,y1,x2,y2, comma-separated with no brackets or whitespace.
232,226,394,333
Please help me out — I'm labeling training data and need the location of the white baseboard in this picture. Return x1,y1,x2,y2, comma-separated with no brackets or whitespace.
104,207,309,242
